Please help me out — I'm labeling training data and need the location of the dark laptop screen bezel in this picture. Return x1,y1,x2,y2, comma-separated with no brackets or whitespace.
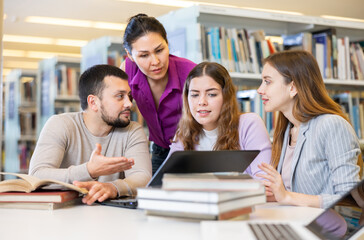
147,150,260,187
306,180,364,240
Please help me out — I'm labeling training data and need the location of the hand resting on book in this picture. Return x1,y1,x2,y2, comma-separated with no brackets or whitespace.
73,180,118,205
87,143,135,179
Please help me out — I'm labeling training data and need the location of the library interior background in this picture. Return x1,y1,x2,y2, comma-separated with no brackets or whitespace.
1,0,364,174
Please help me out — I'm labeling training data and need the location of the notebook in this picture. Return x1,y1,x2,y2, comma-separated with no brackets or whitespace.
201,179,364,240
100,150,260,208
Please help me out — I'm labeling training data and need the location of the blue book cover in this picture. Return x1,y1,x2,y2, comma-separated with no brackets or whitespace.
212,27,221,64
312,32,328,78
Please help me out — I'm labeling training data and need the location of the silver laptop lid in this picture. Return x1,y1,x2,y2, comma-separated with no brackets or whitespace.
306,179,364,239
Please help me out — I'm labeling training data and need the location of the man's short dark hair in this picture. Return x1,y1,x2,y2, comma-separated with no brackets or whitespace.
78,64,128,110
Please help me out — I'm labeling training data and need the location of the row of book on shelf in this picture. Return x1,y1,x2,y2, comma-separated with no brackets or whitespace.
200,25,364,80
55,65,80,97
237,88,364,139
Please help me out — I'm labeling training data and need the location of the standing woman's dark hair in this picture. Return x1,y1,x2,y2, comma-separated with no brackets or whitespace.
175,62,241,150
123,14,168,53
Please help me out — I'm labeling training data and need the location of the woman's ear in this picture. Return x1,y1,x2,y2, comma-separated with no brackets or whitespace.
126,49,134,62
289,82,298,98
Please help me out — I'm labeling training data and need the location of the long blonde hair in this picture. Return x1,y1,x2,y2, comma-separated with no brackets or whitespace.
175,62,240,150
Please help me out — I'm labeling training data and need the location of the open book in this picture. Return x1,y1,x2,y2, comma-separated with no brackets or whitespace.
0,172,88,194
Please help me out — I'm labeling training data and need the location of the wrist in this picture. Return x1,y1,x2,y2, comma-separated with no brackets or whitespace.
86,162,97,179
281,191,293,205
109,182,119,198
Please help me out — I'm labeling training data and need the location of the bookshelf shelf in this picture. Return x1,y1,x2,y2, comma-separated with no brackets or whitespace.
36,56,81,136
159,5,364,139
4,69,37,174
229,72,364,90
81,36,125,72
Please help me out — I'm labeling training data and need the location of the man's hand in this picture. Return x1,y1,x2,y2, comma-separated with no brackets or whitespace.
87,143,134,178
73,181,118,205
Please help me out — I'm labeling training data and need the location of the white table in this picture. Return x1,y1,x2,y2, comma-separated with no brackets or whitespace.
0,203,324,240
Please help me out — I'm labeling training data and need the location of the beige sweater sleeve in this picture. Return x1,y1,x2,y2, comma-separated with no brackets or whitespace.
29,113,152,196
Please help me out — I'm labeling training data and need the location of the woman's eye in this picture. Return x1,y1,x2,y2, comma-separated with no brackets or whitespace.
208,93,217,97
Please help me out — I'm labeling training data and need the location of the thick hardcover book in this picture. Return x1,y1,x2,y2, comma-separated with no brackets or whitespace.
162,173,261,191
145,206,253,220
0,198,82,210
0,172,88,194
138,194,266,215
0,190,80,203
137,187,265,203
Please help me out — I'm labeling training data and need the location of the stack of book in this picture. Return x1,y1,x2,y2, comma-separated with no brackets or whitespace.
0,190,82,210
137,173,266,220
0,172,87,210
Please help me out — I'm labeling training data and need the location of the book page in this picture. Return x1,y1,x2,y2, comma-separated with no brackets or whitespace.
0,172,88,194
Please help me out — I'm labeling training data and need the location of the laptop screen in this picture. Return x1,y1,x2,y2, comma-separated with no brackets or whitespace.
147,150,260,187
306,180,364,240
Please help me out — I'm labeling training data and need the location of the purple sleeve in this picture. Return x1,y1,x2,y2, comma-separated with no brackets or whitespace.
239,113,272,179
165,140,185,160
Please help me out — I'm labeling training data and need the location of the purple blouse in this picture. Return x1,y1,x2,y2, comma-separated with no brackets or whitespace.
168,113,272,179
125,54,196,148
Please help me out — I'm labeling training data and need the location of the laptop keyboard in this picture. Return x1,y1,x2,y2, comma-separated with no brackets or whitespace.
248,223,303,240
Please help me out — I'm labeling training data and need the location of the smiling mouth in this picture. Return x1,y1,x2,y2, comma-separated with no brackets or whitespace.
198,110,211,114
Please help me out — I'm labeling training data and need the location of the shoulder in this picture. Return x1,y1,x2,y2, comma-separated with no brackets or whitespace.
239,112,264,125
308,114,356,142
238,113,268,137
311,114,351,129
170,55,196,72
45,112,81,129
124,57,138,77
114,121,146,138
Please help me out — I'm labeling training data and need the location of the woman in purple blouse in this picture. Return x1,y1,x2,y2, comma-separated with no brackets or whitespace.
121,14,196,175
168,62,272,179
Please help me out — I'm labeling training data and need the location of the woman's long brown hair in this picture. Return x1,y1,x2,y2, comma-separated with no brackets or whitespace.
174,62,241,150
266,51,361,175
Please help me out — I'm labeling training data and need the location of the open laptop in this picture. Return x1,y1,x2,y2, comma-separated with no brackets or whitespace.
99,150,260,208
201,178,364,240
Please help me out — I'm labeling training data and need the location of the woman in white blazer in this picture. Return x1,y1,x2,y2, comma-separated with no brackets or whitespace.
257,50,362,208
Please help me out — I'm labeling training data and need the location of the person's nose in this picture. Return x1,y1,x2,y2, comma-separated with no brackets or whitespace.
257,83,265,96
198,95,207,106
151,54,160,66
124,95,133,109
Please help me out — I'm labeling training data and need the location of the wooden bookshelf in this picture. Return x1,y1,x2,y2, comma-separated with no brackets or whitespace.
4,69,37,174
36,56,81,136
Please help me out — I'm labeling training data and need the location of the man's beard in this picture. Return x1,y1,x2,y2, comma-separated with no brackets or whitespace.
100,105,131,128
